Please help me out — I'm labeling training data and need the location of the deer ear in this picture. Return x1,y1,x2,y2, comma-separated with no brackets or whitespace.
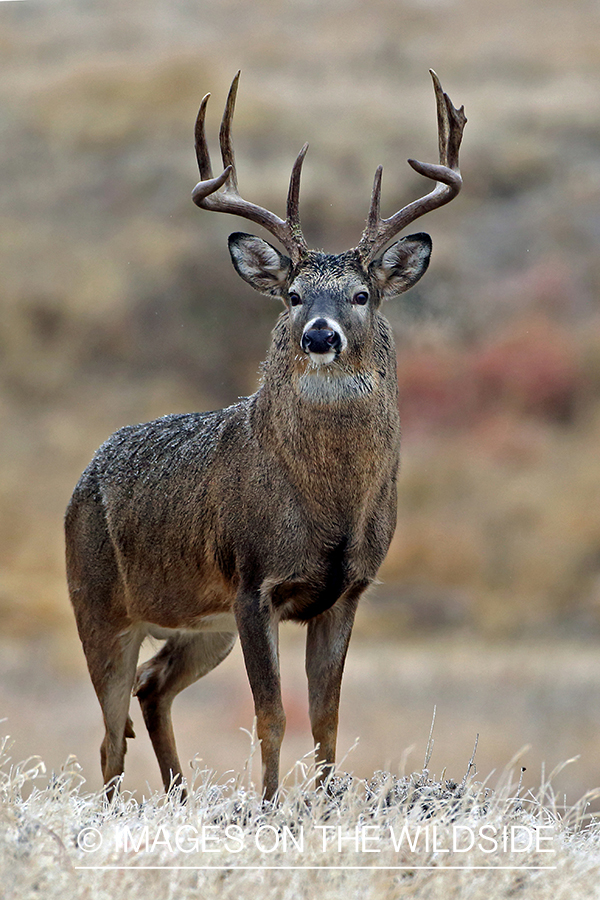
228,233,292,297
369,233,432,300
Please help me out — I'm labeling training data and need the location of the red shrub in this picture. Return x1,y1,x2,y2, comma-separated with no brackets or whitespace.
470,318,581,423
397,317,583,433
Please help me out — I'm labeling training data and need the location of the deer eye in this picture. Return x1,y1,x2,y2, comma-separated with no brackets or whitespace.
288,291,302,307
353,290,369,306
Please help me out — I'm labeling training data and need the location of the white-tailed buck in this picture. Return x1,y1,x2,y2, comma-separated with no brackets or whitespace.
66,70,465,801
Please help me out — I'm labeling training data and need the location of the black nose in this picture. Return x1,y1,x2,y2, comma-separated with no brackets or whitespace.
301,319,342,355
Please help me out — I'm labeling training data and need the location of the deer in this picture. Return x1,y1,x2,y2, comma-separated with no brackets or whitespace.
65,70,465,802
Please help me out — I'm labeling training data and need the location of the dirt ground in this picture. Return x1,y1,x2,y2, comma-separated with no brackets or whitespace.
3,623,600,808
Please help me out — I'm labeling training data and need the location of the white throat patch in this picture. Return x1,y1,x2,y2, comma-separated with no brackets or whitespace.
297,368,376,404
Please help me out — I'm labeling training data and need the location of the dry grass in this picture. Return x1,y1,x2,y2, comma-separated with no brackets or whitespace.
2,730,600,900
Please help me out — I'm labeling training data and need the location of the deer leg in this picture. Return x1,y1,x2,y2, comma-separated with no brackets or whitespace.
134,631,236,796
66,501,142,799
305,588,361,789
79,625,143,799
234,592,285,802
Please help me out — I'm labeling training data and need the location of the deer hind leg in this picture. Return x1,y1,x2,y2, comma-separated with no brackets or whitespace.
66,497,142,799
69,617,143,799
133,631,236,796
93,627,144,796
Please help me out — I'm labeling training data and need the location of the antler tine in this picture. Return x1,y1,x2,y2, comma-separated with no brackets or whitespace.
286,143,310,251
357,70,466,263
219,70,240,193
191,73,309,265
366,166,383,233
432,69,451,167
195,92,214,181
431,69,464,171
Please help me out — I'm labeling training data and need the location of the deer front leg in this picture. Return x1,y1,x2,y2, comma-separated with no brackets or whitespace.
305,588,361,789
235,590,285,802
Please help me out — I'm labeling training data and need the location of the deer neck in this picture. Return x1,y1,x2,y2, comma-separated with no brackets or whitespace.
251,312,401,497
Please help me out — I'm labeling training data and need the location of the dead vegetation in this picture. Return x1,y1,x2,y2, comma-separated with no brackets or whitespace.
3,729,600,900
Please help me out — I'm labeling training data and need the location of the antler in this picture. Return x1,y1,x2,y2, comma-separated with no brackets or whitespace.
356,70,466,263
192,71,309,265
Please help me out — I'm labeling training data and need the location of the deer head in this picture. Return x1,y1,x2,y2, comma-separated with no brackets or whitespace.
192,71,465,388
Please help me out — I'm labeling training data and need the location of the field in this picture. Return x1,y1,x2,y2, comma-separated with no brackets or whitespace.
3,728,600,900
5,638,600,899
3,0,600,895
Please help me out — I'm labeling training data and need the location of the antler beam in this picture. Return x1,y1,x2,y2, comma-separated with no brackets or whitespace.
192,71,309,264
356,70,466,263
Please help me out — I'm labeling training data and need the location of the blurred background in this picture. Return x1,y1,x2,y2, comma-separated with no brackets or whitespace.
3,0,600,803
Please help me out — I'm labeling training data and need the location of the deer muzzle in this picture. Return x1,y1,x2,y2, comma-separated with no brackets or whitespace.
301,317,344,364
